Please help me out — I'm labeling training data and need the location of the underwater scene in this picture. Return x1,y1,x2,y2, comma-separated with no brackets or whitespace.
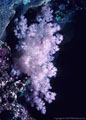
0,0,86,120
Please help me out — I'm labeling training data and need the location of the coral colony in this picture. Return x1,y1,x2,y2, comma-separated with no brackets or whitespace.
0,3,63,120
14,4,63,114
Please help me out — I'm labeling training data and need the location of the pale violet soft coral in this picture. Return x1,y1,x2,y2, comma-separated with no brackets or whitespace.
14,4,63,114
